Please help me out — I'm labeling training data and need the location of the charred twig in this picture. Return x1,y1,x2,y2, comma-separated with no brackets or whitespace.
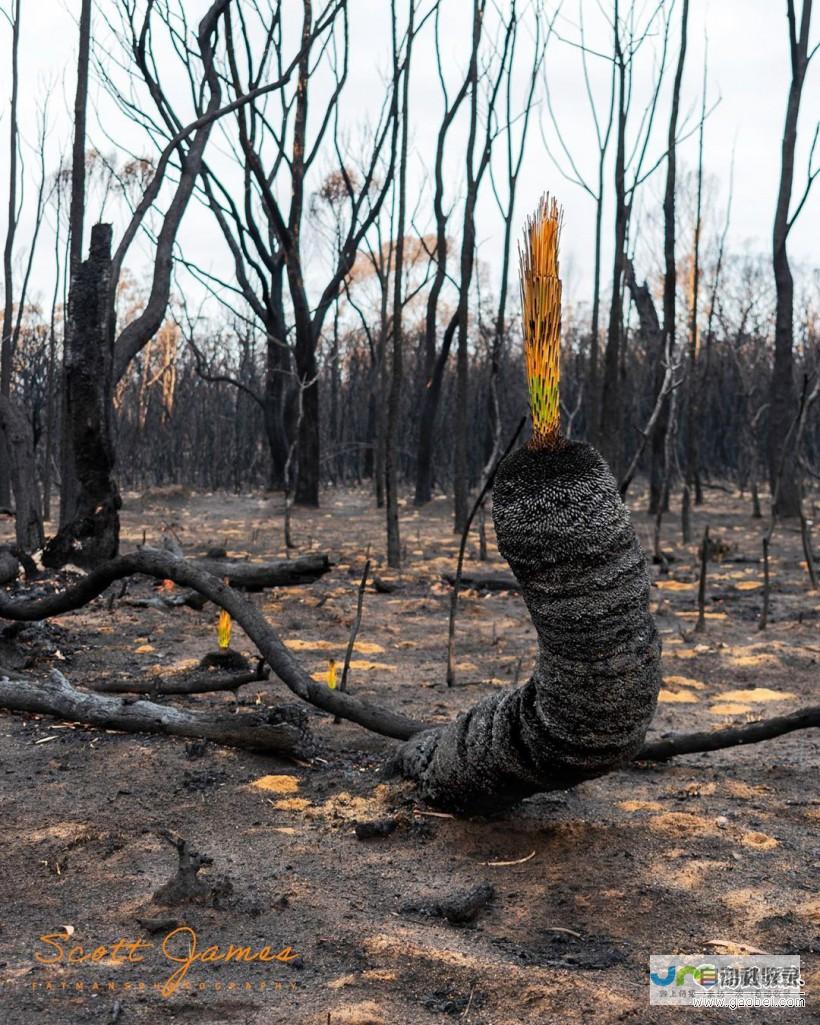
334,558,371,724
694,524,709,632
758,536,771,631
800,512,817,590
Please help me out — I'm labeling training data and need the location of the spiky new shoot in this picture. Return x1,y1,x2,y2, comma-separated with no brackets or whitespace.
519,194,563,449
217,609,232,649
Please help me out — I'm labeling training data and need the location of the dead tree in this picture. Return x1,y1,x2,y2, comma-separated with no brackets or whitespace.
385,0,415,568
598,0,672,473
453,1,516,532
650,0,689,515
0,397,44,552
413,0,482,508
768,0,817,517
0,0,21,509
183,0,399,508
542,1,615,435
43,225,120,568
58,0,93,527
50,0,313,565
683,47,708,523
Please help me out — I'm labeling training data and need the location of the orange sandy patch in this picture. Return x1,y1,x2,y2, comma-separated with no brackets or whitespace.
250,774,300,794
658,689,700,703
716,688,795,703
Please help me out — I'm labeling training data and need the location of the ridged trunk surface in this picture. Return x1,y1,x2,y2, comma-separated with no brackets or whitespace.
391,441,661,813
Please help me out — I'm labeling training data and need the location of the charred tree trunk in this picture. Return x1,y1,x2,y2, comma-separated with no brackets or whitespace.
598,11,627,472
0,397,44,552
391,441,661,813
0,0,21,509
650,0,689,515
768,0,813,518
385,0,413,568
414,314,458,505
59,0,92,527
43,224,121,569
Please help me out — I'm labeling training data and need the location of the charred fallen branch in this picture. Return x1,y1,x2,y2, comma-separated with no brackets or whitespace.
0,548,426,740
192,553,332,589
0,668,314,758
441,571,519,593
638,705,820,762
88,659,269,695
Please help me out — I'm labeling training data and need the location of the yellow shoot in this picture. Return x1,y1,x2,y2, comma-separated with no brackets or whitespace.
327,658,338,689
519,194,563,448
217,609,232,649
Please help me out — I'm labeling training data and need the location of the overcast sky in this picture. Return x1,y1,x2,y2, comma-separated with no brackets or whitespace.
2,0,818,323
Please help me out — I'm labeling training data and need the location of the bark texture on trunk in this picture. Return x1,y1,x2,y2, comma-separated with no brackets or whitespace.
0,396,44,552
44,223,121,569
390,441,661,813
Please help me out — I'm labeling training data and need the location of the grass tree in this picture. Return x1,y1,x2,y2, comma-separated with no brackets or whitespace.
390,197,662,812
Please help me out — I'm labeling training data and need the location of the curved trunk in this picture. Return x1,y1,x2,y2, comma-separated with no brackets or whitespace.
391,441,661,813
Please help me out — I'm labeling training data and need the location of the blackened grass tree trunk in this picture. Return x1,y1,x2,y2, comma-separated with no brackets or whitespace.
392,443,661,813
768,0,816,517
392,198,661,813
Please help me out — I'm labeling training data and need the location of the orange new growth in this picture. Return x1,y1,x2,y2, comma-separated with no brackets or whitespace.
217,609,232,650
519,194,563,448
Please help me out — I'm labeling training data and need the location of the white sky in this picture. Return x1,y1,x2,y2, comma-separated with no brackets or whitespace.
2,0,818,326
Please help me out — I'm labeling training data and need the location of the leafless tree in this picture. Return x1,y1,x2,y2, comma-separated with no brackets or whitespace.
768,0,817,517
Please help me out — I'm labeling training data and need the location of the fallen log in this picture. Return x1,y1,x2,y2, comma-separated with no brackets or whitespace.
442,571,520,592
193,553,332,589
0,669,314,758
88,660,269,695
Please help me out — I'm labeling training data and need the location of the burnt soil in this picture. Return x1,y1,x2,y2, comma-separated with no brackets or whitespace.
0,483,817,1024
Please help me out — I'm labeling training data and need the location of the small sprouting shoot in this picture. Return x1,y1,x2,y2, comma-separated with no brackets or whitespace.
519,194,563,449
217,609,233,650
